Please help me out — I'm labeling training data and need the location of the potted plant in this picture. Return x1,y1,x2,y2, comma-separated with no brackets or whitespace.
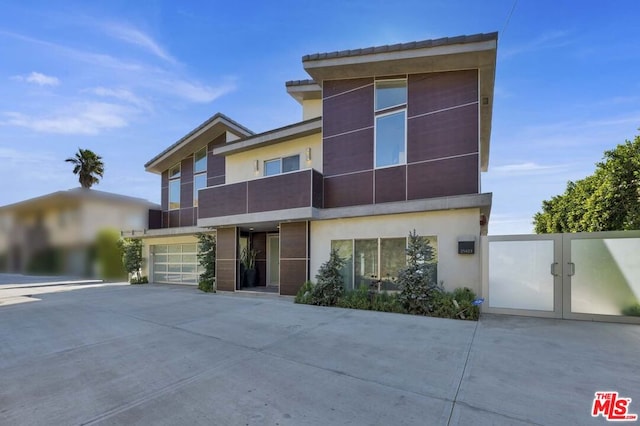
241,247,259,287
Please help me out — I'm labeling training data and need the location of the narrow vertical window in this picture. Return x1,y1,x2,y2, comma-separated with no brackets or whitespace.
374,79,407,168
168,163,181,210
193,148,207,206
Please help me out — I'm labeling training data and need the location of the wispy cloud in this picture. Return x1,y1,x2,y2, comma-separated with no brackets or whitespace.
1,102,132,135
501,30,572,58
84,86,150,109
161,78,237,103
12,71,60,86
102,22,176,63
491,162,567,175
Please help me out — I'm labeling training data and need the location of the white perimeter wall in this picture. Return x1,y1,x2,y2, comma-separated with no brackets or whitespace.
310,208,482,294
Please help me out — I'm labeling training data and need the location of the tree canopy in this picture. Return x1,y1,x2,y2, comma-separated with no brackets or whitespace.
533,134,640,233
65,148,104,189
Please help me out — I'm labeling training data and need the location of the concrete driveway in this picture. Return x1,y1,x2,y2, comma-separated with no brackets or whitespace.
0,283,638,425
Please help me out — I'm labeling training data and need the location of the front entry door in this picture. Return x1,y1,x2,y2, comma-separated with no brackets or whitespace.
267,235,280,287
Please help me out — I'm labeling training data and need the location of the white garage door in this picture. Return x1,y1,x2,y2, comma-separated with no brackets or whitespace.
152,244,201,285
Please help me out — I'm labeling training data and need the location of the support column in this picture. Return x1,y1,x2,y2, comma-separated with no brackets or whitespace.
216,227,237,291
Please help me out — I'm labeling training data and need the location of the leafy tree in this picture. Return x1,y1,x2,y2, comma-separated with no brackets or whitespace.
117,238,143,281
95,229,127,280
65,148,105,188
196,233,216,292
310,249,345,306
396,230,440,315
534,134,640,232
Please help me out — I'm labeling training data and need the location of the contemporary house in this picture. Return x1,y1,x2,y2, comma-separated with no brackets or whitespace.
139,33,498,296
0,188,159,276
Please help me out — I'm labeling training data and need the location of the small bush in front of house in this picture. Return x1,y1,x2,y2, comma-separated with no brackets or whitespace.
428,287,480,321
196,232,216,293
308,249,345,306
336,285,371,310
396,230,441,315
295,281,314,304
130,275,148,285
372,291,405,313
622,303,640,316
198,279,215,293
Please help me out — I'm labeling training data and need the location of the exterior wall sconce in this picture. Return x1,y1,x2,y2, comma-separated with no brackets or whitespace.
305,147,312,162
254,160,259,175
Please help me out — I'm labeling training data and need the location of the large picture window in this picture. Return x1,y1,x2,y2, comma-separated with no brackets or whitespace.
331,236,437,291
374,79,407,169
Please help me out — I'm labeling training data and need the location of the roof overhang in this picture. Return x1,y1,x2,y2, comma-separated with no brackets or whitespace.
285,80,322,104
303,33,497,171
214,117,322,156
145,113,253,174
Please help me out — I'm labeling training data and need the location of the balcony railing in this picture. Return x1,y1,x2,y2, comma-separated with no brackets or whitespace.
198,169,323,219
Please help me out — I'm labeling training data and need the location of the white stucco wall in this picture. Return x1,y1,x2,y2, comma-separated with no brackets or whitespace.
225,133,322,183
309,208,482,294
302,99,322,120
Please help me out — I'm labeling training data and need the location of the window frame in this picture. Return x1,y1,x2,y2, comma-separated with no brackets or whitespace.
263,154,300,177
168,162,181,210
374,79,407,112
194,147,207,174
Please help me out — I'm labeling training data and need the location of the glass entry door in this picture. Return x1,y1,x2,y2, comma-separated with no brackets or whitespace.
267,235,280,287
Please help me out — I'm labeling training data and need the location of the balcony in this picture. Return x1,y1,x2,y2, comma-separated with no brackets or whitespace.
198,169,323,225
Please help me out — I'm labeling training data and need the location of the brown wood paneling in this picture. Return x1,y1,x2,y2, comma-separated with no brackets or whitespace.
323,77,373,98
375,166,406,203
180,207,195,227
407,104,478,163
207,176,225,187
148,210,162,229
255,260,266,287
407,154,479,200
181,156,194,183
312,170,324,208
168,210,180,228
180,180,193,209
323,85,374,137
324,171,373,208
252,233,267,261
323,128,374,176
280,222,307,259
408,70,478,117
161,170,168,187
162,211,169,228
280,259,307,296
161,186,168,211
216,259,235,292
198,182,247,218
216,227,237,260
248,170,310,213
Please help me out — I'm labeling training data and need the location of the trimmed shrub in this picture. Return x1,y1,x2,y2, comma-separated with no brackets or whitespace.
196,233,216,293
336,285,371,310
372,291,405,313
117,238,143,283
622,303,640,316
309,249,345,306
130,275,148,285
294,281,314,304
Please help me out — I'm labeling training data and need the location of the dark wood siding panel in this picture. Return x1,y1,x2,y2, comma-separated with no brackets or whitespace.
198,182,247,218
323,128,374,176
407,104,478,163
324,171,373,208
161,186,168,211
148,210,162,230
216,259,235,291
312,170,324,208
375,166,406,204
247,171,310,213
180,180,193,209
216,227,237,260
168,210,180,228
162,211,169,228
323,85,374,137
323,77,373,98
181,156,194,183
207,176,225,187
280,222,307,259
180,207,195,227
408,70,478,117
161,170,168,187
407,154,479,200
280,259,307,296
252,233,267,261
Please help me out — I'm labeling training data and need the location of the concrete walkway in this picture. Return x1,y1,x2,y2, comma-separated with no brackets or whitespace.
0,284,638,425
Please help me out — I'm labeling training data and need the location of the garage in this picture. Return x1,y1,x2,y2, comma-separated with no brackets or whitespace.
152,243,201,285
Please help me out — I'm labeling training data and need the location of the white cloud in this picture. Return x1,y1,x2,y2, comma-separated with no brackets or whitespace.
102,23,176,63
12,71,60,86
1,102,131,135
501,30,572,58
162,78,237,103
85,87,150,109
491,162,566,175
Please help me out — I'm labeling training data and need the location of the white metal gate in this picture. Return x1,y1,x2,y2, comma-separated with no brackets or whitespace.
482,231,640,324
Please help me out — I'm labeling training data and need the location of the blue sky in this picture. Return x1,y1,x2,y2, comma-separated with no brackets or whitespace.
1,0,639,234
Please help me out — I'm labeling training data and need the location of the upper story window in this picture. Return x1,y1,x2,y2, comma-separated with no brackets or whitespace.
375,79,407,168
193,148,207,206
264,154,300,176
169,163,181,210
194,147,207,174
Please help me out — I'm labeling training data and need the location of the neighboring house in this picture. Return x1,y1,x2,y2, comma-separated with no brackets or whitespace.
139,33,497,296
0,188,159,276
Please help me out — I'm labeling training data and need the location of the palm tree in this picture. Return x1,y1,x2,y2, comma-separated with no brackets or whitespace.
65,148,105,189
